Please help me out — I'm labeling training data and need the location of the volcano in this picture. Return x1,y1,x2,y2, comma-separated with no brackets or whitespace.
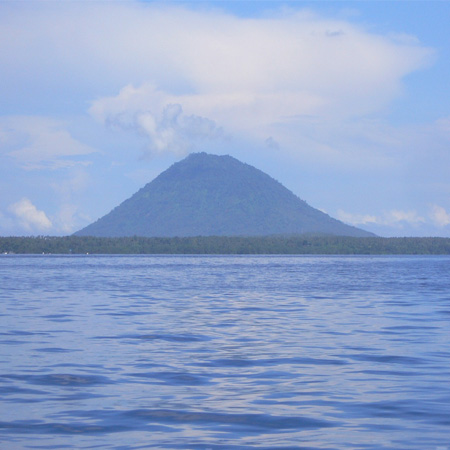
75,153,373,237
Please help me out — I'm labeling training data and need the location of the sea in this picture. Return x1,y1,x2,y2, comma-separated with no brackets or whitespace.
0,255,449,450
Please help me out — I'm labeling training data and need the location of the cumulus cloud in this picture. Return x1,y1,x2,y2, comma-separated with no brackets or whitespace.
430,205,450,227
63,4,433,157
0,3,434,162
136,104,223,155
91,85,223,156
4,197,89,235
0,117,96,170
8,198,52,232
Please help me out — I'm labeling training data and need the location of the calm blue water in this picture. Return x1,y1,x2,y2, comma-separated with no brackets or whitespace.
0,255,449,450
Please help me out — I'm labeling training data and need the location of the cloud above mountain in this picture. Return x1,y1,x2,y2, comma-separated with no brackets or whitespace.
1,3,432,158
0,1,448,237
82,4,432,159
90,84,224,156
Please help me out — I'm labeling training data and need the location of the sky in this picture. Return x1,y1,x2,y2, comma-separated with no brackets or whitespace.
1,0,450,237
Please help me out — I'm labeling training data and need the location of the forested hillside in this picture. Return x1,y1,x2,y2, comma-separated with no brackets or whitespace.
75,153,373,238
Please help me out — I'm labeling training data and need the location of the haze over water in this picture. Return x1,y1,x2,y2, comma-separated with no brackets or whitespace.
1,255,449,449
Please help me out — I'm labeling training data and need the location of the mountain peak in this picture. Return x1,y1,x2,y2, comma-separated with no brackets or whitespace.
75,153,374,237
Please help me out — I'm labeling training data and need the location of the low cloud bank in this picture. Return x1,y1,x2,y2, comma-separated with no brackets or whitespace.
338,205,450,236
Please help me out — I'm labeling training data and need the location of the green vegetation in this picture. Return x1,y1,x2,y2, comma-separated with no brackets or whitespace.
75,153,373,238
1,235,449,254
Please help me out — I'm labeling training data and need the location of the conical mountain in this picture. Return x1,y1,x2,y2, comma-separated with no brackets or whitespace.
75,153,374,237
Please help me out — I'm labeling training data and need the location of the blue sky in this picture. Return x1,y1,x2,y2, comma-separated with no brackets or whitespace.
1,0,449,237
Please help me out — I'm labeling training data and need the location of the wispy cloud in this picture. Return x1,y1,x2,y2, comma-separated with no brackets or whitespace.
338,206,450,232
0,117,96,170
338,209,426,227
336,210,379,226
52,203,90,235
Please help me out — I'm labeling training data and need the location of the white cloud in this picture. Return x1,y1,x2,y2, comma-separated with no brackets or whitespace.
4,198,89,235
0,3,434,163
44,170,93,234
0,117,96,170
387,210,426,225
63,4,432,157
336,210,378,226
338,206,450,236
337,209,425,227
52,203,87,234
430,205,450,227
135,103,223,155
91,85,223,156
8,198,52,232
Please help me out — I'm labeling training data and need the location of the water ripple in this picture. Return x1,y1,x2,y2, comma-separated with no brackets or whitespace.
1,255,449,450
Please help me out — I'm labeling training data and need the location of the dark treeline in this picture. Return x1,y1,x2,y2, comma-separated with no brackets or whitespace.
1,235,450,254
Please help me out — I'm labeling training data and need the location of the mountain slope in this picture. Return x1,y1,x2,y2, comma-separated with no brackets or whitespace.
75,153,374,237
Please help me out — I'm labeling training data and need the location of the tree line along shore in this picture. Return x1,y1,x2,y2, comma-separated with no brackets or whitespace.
1,235,450,255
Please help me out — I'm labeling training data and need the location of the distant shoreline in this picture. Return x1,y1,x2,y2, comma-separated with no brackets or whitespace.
1,235,450,255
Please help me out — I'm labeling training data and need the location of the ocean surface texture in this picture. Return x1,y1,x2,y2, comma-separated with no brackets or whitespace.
0,255,449,450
